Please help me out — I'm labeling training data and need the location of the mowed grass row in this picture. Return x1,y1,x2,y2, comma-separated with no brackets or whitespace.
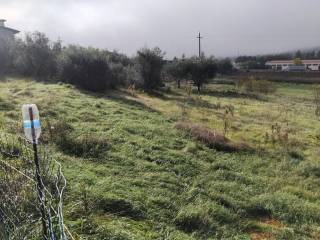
0,78,320,239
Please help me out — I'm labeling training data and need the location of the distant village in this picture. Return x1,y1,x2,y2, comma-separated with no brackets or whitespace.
265,59,320,72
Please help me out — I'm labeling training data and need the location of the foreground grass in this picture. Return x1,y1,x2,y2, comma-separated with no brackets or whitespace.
1,78,320,239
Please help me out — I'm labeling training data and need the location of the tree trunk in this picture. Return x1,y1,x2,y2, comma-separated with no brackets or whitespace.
197,83,201,92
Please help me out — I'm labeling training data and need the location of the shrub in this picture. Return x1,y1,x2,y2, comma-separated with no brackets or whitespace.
109,62,128,87
239,77,276,94
123,64,143,86
216,58,234,75
288,150,304,162
106,50,131,66
222,106,234,136
107,50,133,87
3,32,132,90
58,46,113,92
136,47,165,90
175,121,251,152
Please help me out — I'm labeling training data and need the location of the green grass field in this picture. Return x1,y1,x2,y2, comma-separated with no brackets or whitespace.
1,78,320,239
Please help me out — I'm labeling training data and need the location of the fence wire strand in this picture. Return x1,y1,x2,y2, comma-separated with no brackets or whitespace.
0,133,70,240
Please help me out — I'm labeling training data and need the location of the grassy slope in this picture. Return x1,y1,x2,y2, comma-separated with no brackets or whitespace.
0,78,320,239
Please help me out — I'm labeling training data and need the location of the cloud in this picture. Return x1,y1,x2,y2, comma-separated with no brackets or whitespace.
1,0,320,57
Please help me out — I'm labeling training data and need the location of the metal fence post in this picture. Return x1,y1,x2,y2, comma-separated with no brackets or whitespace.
28,107,49,239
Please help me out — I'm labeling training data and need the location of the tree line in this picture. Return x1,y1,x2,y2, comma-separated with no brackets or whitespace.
0,32,234,92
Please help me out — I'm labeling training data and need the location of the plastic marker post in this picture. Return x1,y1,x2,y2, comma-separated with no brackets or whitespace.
22,104,41,144
22,104,48,238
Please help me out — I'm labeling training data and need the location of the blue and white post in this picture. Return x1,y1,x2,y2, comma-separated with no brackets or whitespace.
22,104,48,239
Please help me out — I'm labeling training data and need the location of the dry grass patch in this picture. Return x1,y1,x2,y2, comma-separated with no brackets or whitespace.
175,121,251,152
250,232,274,240
259,218,283,229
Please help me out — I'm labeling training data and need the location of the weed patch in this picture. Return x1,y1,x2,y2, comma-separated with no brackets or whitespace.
251,192,320,224
0,97,14,111
175,202,237,234
237,77,277,95
52,121,108,158
298,162,320,178
96,196,146,220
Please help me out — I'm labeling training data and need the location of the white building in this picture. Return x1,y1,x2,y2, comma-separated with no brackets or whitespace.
0,19,19,41
266,60,320,71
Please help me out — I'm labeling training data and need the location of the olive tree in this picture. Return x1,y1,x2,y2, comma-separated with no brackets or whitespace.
136,47,165,90
165,59,188,88
58,46,113,92
185,56,217,92
14,32,61,80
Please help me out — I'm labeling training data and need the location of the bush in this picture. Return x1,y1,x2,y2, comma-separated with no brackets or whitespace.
136,47,165,90
109,62,128,87
107,50,133,87
106,50,131,66
216,58,234,75
58,46,113,92
2,31,132,90
238,77,276,94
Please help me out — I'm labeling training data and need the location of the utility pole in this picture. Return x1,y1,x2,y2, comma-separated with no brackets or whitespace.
197,32,203,58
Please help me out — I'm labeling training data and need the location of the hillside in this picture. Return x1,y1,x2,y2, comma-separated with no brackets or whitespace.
1,78,320,239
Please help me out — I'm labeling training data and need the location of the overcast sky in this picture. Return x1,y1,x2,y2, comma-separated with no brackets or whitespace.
1,0,320,58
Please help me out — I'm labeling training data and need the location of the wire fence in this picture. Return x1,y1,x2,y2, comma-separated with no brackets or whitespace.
0,132,70,240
